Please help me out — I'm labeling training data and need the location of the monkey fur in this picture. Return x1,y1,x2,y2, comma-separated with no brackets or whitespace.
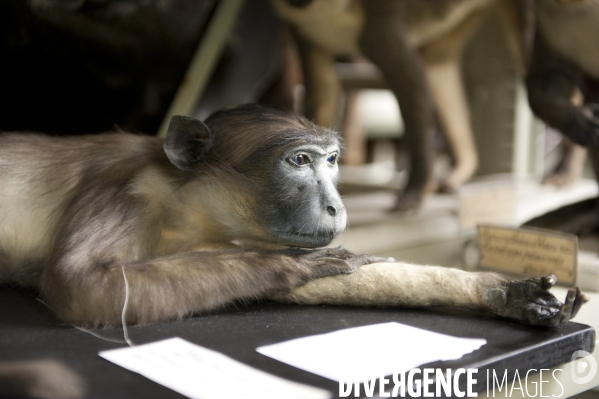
0,104,587,329
0,104,389,327
274,263,586,327
527,0,599,186
270,0,532,210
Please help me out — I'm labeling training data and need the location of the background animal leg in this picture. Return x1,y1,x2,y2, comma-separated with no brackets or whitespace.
420,10,487,192
543,137,587,186
359,2,436,211
296,36,340,127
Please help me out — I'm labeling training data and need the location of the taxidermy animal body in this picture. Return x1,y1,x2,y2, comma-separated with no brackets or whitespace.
527,0,599,186
270,0,531,210
0,105,586,329
0,104,386,327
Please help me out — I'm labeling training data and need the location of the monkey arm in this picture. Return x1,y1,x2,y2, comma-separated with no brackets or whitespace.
358,2,435,211
40,247,388,327
527,32,599,147
272,262,587,327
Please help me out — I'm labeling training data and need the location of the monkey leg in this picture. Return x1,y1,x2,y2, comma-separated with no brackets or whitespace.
496,0,535,73
273,263,588,326
359,2,436,212
527,33,599,147
528,77,599,147
296,35,341,127
544,89,588,186
420,9,487,193
40,247,390,327
426,61,478,193
543,137,587,187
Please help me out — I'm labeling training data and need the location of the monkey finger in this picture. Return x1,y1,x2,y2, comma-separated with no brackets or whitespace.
524,287,580,326
541,275,557,290
525,305,543,325
570,288,589,319
557,304,573,325
526,305,557,326
564,287,577,307
533,294,561,308
351,255,395,268
526,275,553,292
306,258,358,279
555,288,578,324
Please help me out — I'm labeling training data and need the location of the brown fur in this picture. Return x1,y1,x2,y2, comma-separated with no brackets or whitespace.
0,103,588,328
270,0,532,208
527,0,599,147
529,0,599,187
0,104,390,327
0,104,589,399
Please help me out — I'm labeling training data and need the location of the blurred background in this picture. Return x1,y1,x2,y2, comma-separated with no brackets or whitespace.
1,0,599,396
2,0,597,273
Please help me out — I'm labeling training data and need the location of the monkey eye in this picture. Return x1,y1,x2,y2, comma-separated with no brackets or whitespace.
327,153,338,165
291,154,310,166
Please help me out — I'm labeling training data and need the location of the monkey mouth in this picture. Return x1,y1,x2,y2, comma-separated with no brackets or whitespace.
275,229,340,248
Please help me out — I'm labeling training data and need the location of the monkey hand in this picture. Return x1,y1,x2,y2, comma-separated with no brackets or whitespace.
286,246,395,286
563,103,599,147
484,275,589,326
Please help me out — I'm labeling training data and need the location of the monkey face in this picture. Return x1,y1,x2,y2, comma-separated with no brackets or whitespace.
165,105,347,249
257,142,347,248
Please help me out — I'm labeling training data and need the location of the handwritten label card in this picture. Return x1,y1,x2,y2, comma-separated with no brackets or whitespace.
100,338,331,399
478,225,578,286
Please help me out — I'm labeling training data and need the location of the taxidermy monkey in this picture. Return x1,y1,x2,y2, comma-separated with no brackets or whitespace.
527,0,599,185
0,104,390,327
270,0,532,210
0,104,587,329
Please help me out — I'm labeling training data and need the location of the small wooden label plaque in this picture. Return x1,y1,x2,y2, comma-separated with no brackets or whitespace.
478,225,578,286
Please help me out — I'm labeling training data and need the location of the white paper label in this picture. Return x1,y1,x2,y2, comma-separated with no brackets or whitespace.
100,338,331,399
257,322,486,384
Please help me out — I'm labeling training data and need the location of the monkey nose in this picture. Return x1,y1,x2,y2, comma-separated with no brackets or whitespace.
326,206,337,216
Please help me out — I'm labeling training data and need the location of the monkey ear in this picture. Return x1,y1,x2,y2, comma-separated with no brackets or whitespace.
164,115,211,171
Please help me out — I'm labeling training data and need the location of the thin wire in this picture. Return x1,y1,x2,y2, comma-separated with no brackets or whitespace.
74,326,128,344
36,297,128,344
121,265,134,346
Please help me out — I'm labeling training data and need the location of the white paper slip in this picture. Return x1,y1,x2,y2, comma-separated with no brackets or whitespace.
256,322,486,384
99,337,331,399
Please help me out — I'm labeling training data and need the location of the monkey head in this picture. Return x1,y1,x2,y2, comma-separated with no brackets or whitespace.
164,104,347,248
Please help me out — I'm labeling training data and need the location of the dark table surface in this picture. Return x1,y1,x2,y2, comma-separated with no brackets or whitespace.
0,286,595,399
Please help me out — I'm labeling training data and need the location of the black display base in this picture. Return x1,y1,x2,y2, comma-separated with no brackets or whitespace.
0,286,594,399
